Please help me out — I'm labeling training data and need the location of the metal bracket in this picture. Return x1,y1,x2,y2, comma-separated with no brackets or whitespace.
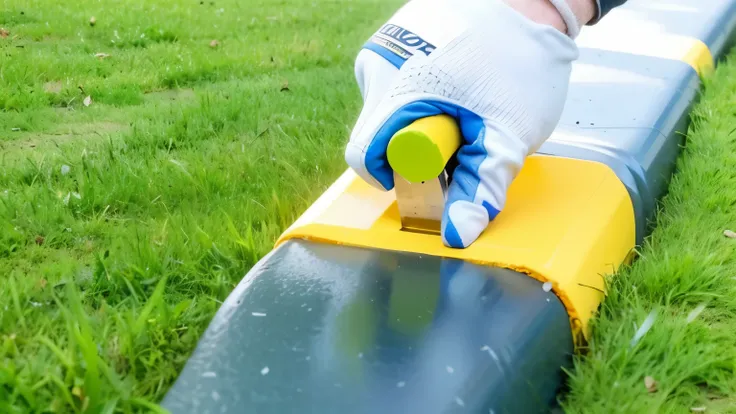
393,171,449,234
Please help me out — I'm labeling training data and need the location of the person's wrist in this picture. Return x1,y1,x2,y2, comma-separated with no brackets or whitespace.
567,0,597,25
502,0,597,36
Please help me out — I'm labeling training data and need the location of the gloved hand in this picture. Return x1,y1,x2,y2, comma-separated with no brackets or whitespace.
345,0,580,248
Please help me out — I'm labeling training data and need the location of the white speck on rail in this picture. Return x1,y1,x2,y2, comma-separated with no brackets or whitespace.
251,312,267,317
446,366,454,374
202,371,217,378
481,345,500,362
261,366,270,376
542,282,552,292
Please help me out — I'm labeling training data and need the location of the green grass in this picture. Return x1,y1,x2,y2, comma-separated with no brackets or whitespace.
560,62,736,413
0,0,402,411
3,0,736,413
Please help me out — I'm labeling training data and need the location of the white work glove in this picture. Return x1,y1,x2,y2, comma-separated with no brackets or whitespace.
345,0,580,248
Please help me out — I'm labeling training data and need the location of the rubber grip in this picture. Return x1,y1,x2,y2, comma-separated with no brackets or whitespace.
386,114,462,183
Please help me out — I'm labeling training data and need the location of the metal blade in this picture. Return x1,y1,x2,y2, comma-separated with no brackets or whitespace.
393,171,448,234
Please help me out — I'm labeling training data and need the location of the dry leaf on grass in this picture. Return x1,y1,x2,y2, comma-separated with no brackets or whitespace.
690,407,706,413
644,376,657,393
280,79,289,92
0,28,9,38
90,16,97,26
83,96,92,107
95,52,111,59
209,39,220,48
724,229,736,238
35,235,45,246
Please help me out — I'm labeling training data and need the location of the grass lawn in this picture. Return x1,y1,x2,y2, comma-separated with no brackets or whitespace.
559,62,736,413
2,0,736,413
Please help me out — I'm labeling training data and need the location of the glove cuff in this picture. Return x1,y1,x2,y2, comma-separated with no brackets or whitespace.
547,0,581,38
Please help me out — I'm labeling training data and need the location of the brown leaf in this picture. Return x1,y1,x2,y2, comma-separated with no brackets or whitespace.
39,278,48,289
0,28,8,38
35,235,45,246
724,229,736,238
43,81,63,94
83,95,92,107
209,39,219,48
280,79,289,92
89,16,96,26
94,52,111,59
644,376,657,393
690,407,706,413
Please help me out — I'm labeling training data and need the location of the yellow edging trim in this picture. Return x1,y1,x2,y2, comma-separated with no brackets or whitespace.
277,156,636,345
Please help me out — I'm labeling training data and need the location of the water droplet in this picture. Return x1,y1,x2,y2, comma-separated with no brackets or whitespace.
446,366,454,374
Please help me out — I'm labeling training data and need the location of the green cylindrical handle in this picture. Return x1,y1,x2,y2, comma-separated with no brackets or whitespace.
386,114,462,183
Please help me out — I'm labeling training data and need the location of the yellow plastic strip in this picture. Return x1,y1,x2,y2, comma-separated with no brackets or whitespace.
575,13,716,75
277,156,636,343
683,38,714,76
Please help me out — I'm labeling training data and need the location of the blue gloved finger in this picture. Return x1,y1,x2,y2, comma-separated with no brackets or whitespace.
346,101,444,191
441,116,526,249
